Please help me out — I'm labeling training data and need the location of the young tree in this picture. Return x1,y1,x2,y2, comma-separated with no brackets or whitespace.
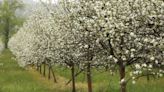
0,0,24,49
57,1,105,92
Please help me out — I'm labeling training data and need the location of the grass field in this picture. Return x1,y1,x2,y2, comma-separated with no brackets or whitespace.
0,49,164,92
0,49,55,92
54,66,164,92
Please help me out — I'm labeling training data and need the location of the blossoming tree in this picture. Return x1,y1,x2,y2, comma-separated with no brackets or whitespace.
62,0,164,92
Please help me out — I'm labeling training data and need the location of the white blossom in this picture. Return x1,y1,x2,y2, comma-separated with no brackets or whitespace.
150,56,155,61
132,80,136,84
135,64,141,69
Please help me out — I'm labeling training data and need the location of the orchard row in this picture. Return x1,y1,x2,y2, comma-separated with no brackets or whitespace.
9,0,164,92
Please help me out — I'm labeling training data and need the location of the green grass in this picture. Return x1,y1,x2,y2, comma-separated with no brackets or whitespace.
0,49,54,92
0,49,164,92
54,65,164,92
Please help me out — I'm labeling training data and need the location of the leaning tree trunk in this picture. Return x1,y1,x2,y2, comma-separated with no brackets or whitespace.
71,63,76,92
50,66,57,83
119,64,126,92
87,63,92,92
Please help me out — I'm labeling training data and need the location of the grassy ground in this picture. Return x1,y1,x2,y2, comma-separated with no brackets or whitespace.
54,63,164,92
0,49,55,92
0,49,164,92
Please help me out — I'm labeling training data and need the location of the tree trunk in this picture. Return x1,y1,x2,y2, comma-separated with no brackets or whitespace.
147,74,150,81
119,64,126,92
36,63,39,71
39,65,42,74
66,69,84,85
48,65,51,80
4,18,9,49
50,66,57,83
71,63,76,92
147,68,150,81
43,62,46,77
87,63,92,92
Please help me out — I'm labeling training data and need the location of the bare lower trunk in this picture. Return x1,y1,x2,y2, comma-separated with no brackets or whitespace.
147,75,150,81
66,69,84,85
50,66,57,83
43,62,46,77
71,63,76,92
147,68,150,81
87,63,92,92
36,63,39,71
119,64,126,92
48,65,51,80
39,65,42,74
